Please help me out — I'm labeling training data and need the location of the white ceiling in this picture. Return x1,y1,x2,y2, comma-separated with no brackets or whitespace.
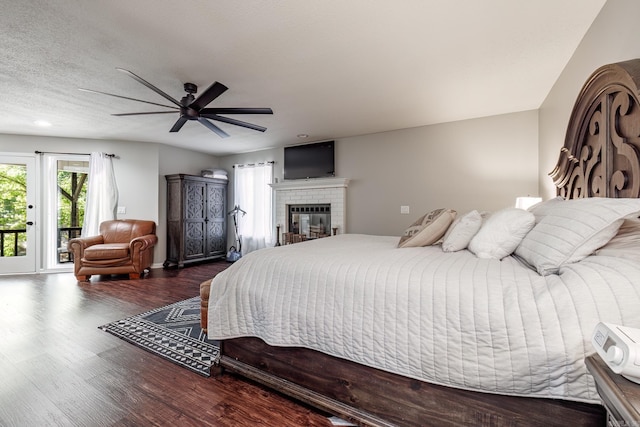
0,0,606,156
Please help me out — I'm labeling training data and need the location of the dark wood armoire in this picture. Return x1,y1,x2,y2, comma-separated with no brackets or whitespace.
164,174,227,268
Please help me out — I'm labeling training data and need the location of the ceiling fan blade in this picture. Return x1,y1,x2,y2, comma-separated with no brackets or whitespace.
197,117,230,138
170,117,188,132
190,82,228,110
201,113,267,132
112,111,178,116
200,107,273,115
116,68,182,107
79,88,179,110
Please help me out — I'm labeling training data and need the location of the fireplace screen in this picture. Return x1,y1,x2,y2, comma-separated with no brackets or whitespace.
288,204,331,239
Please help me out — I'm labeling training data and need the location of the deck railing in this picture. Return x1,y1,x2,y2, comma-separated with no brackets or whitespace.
0,228,26,257
58,226,82,263
0,226,83,262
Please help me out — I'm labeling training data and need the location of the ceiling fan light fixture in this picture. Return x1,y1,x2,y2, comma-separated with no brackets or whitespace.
183,82,198,94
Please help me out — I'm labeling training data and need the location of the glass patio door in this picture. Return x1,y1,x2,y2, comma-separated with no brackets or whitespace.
0,155,36,274
42,154,89,270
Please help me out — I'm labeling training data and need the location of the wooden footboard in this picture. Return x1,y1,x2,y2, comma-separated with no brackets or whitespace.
216,337,605,427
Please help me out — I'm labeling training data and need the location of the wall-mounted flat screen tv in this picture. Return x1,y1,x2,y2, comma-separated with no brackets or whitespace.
284,140,335,180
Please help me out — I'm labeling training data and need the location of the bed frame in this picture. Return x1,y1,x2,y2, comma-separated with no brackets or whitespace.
213,59,640,426
550,59,640,199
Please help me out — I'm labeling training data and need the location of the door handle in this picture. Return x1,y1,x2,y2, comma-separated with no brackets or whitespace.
26,221,34,226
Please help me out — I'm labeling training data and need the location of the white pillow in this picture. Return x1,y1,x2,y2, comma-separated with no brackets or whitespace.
442,210,482,252
468,208,535,259
595,218,640,262
515,198,640,275
528,196,564,222
398,208,457,248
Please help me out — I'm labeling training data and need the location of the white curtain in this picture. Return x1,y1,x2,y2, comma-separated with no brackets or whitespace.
82,152,118,237
233,162,274,254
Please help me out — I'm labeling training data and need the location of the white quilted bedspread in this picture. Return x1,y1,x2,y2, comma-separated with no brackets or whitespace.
207,234,640,403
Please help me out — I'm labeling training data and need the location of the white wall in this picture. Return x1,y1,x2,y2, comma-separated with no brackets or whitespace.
539,0,640,199
0,134,218,270
340,110,539,236
220,110,539,237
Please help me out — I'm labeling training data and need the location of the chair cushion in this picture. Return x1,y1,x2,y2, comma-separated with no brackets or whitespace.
83,243,130,261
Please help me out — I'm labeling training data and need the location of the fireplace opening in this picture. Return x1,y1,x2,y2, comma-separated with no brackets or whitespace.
288,204,331,240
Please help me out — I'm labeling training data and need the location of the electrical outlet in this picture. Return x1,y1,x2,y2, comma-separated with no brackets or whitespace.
401,205,410,214
117,206,126,214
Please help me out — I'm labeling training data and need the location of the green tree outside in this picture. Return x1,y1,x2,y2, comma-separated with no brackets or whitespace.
0,164,27,256
57,167,87,262
0,163,87,257
57,169,87,228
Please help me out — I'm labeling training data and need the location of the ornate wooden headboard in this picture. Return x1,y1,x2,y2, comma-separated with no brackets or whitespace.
549,59,640,199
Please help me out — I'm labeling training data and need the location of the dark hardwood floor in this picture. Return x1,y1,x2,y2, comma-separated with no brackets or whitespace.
0,262,333,426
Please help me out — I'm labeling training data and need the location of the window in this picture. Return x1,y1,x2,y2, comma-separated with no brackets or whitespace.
233,162,274,254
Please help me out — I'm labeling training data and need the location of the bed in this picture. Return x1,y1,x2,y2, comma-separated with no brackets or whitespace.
206,59,640,426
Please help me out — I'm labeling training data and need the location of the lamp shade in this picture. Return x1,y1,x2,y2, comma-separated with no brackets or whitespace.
515,196,542,210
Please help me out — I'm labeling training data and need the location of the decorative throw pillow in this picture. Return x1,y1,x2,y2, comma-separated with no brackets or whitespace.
468,208,535,259
398,208,457,248
595,217,640,262
441,210,483,252
514,198,640,275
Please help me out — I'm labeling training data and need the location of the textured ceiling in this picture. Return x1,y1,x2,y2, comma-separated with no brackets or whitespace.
0,0,606,155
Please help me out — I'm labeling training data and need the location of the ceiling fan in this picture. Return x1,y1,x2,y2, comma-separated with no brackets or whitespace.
79,68,273,138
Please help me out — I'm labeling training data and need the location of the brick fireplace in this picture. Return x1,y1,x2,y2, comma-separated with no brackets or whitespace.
270,177,350,237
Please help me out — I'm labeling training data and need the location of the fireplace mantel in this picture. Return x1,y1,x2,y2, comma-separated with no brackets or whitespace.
270,177,350,191
271,177,350,235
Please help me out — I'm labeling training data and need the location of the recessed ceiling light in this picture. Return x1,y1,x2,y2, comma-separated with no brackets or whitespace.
297,134,309,138
34,120,52,127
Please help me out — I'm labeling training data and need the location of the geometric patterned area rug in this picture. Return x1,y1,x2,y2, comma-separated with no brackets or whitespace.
99,296,219,377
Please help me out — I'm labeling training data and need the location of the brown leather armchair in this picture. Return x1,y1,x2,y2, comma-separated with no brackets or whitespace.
68,219,158,281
